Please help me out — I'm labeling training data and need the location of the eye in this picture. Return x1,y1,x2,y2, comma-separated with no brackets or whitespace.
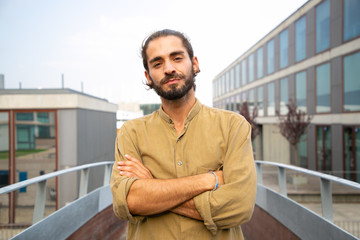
174,57,183,62
153,62,161,68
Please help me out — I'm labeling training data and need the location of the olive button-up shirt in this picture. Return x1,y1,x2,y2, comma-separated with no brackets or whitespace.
111,100,257,240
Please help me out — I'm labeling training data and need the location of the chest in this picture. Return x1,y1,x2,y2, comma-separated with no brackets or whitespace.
137,124,226,179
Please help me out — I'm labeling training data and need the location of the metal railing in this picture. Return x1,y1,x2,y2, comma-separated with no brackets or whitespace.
255,160,360,223
0,161,113,224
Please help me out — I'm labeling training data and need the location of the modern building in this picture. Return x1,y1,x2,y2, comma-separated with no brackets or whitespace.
0,88,117,224
212,0,360,182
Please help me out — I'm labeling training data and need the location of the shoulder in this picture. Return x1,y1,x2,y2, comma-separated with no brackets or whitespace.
120,110,160,133
200,104,247,124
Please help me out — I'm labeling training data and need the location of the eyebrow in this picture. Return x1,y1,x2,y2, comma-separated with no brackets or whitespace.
149,50,186,65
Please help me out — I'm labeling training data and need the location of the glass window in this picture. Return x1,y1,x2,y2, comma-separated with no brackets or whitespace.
249,54,254,82
316,0,330,53
236,94,241,113
230,68,235,91
344,51,360,111
241,60,247,86
280,78,288,115
296,71,307,112
249,89,255,115
235,64,241,88
295,16,306,62
221,75,225,95
344,0,360,41
317,126,332,172
267,39,275,74
267,82,275,116
257,47,263,79
226,72,230,93
257,86,264,117
298,133,308,168
280,29,289,69
316,63,331,113
16,113,34,121
37,112,49,123
344,126,360,183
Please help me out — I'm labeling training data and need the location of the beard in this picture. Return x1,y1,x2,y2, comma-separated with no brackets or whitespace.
149,71,196,100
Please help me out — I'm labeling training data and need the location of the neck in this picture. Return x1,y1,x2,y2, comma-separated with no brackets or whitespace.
161,89,196,135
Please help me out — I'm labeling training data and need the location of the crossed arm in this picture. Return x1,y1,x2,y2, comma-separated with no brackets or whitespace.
117,154,224,220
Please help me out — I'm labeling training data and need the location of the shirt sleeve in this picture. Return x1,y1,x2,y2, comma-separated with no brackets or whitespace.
193,115,257,235
110,124,145,224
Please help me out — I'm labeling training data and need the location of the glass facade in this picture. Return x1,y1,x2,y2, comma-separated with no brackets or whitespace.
257,47,263,79
316,63,331,113
296,71,307,112
267,82,275,116
235,64,241,89
316,0,330,53
280,78,288,115
317,126,332,172
280,29,289,69
257,86,264,117
249,54,254,82
343,0,360,41
295,16,306,62
343,51,360,111
344,126,360,183
241,60,247,86
248,89,254,114
298,133,308,168
267,39,275,74
212,1,360,178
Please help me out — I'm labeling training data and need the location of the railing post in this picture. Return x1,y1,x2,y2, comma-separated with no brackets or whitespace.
256,162,262,185
33,180,47,224
277,166,287,197
79,168,89,198
320,177,333,222
103,164,112,186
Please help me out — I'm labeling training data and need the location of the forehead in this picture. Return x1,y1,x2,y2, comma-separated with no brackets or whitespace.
146,35,189,61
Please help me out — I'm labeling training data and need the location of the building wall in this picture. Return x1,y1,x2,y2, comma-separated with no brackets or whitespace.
58,109,78,207
263,124,290,164
212,0,360,181
77,109,116,192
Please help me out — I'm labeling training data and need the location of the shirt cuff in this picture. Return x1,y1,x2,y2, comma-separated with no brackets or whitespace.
193,191,217,235
114,177,145,224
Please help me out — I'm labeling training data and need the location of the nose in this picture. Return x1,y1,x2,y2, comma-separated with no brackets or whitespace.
163,60,176,74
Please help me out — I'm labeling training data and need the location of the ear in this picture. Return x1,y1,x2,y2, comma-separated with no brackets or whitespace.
192,56,199,74
145,70,152,85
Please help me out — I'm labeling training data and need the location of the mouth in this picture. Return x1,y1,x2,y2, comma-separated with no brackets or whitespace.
162,78,181,85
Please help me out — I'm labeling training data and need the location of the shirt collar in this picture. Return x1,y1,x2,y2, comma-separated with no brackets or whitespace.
159,98,202,125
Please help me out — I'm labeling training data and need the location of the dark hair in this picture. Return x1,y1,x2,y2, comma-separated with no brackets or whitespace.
141,29,194,72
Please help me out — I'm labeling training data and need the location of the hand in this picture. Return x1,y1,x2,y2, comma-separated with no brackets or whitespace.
117,154,153,179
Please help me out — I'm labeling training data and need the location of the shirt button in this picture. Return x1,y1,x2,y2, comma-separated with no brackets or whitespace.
178,161,183,166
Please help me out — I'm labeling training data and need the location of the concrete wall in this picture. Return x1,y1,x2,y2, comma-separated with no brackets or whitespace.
58,109,78,207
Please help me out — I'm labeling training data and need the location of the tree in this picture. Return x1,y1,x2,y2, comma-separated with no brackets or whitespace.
276,100,312,167
238,101,260,142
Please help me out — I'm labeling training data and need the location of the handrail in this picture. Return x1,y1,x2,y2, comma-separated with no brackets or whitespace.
255,160,360,223
0,161,114,224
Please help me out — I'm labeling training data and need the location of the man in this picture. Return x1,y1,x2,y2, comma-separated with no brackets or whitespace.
111,29,256,239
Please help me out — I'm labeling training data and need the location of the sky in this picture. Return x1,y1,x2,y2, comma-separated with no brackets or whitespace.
0,0,308,106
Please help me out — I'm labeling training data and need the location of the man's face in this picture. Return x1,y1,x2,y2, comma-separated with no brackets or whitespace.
145,36,199,100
